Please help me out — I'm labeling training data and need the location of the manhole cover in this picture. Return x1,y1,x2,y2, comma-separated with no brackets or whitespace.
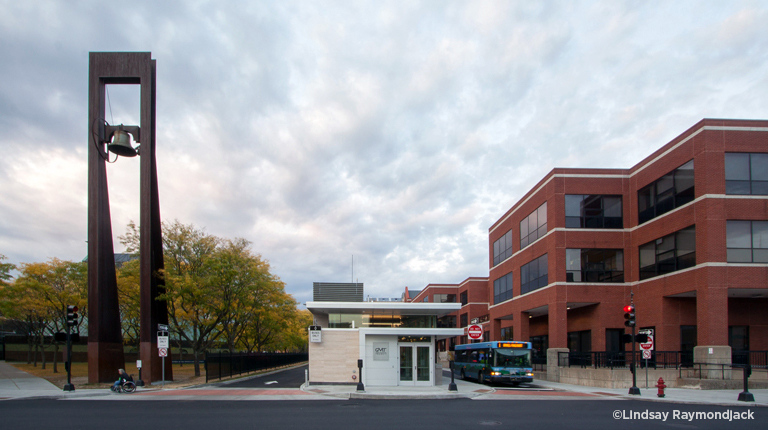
479,421,502,426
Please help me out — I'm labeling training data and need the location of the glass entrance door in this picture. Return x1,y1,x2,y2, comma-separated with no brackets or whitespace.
398,343,432,386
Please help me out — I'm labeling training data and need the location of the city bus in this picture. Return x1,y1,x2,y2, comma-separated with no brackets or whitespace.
453,341,533,385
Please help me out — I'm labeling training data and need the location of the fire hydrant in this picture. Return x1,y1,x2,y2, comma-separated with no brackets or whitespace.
655,377,667,398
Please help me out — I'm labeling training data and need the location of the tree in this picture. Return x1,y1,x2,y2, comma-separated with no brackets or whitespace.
12,259,86,372
0,254,13,286
116,258,141,348
120,220,306,376
159,221,223,376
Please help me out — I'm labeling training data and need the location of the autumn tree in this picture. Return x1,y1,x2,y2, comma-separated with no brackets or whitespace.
8,259,86,371
120,220,305,376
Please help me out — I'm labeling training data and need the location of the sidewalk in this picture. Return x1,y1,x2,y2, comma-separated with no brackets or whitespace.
301,375,490,399
0,360,67,399
2,360,767,405
481,378,768,407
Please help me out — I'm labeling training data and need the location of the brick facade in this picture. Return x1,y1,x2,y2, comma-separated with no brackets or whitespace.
420,119,768,358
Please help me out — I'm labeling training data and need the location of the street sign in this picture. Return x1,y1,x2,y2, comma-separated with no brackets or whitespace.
639,329,654,351
158,324,169,331
158,348,168,357
467,324,483,340
642,349,652,360
136,360,142,369
158,335,169,348
310,329,321,343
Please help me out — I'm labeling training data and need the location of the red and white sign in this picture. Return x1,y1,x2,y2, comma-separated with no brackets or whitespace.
467,324,484,340
642,349,652,360
639,329,654,351
158,347,168,357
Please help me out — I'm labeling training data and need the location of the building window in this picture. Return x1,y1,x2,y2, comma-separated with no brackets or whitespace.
565,195,622,229
438,315,456,328
638,160,694,224
500,327,513,341
566,249,624,282
460,313,468,328
520,202,547,249
521,254,548,294
460,291,467,306
493,229,514,266
727,221,768,263
493,272,514,304
725,153,768,195
567,330,591,353
729,326,749,351
433,294,456,303
639,226,696,280
423,296,428,302
605,329,625,353
529,335,548,363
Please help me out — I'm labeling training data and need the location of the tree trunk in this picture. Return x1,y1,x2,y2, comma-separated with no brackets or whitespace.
193,349,201,377
40,334,46,369
53,342,59,373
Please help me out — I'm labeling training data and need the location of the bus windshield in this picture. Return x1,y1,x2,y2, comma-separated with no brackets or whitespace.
494,348,532,368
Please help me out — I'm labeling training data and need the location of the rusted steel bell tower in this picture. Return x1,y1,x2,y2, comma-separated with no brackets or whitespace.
87,52,171,383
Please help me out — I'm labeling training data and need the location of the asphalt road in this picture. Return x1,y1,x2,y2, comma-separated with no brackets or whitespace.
1,398,763,430
212,364,308,388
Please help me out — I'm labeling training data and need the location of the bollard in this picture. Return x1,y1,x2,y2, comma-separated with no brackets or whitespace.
655,377,666,398
738,365,754,402
448,360,457,392
356,359,365,392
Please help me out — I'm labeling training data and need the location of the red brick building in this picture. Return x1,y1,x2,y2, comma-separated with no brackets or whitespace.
411,277,489,352
419,119,768,369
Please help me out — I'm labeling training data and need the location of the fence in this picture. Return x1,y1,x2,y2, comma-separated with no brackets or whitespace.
204,351,308,383
558,351,690,370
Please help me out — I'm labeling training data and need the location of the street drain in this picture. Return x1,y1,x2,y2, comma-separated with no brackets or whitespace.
479,421,502,426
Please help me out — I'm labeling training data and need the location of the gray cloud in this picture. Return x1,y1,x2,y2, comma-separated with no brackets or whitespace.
2,0,768,304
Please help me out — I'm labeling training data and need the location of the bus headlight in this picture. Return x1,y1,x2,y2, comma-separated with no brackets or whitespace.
491,372,501,376
526,372,534,377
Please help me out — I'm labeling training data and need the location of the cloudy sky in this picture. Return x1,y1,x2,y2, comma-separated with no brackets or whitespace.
2,1,767,305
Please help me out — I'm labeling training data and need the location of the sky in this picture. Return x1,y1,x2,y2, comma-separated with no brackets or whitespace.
2,1,768,305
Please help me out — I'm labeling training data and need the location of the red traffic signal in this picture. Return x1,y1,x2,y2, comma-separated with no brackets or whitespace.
623,304,636,327
66,305,79,327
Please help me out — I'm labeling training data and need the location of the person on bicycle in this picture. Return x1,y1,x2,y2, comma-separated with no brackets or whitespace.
112,368,130,391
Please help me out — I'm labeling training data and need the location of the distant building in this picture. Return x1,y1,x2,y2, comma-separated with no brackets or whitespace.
82,253,136,268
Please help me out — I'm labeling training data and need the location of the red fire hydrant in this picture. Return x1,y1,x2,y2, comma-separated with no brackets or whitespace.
655,377,667,398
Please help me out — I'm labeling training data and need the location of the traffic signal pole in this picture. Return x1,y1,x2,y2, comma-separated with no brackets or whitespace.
63,305,78,392
624,294,640,395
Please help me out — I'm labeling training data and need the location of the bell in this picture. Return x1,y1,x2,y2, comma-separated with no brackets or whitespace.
107,130,138,157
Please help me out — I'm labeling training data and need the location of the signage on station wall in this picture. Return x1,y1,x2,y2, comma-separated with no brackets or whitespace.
309,325,322,343
373,342,389,361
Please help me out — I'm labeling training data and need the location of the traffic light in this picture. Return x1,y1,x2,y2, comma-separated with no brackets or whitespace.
623,305,635,327
66,305,78,327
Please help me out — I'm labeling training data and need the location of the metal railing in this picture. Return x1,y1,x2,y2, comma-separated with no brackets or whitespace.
558,351,688,369
681,362,768,380
205,351,308,383
732,350,768,367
